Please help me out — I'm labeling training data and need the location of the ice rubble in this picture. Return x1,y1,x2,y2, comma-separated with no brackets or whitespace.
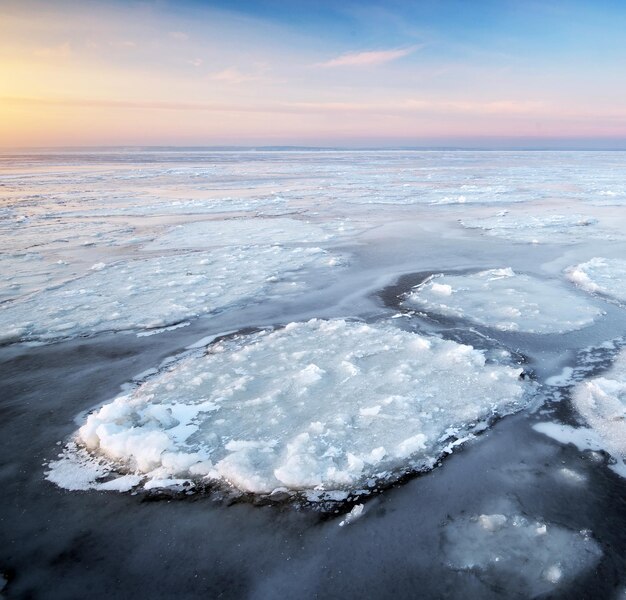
143,217,336,250
48,319,531,496
405,268,601,334
567,258,626,303
460,212,607,244
0,246,339,343
443,512,602,596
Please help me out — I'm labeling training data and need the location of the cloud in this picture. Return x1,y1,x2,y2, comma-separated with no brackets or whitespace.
33,42,71,59
316,46,419,68
169,31,189,41
0,96,549,118
210,67,263,84
188,58,203,67
109,40,136,49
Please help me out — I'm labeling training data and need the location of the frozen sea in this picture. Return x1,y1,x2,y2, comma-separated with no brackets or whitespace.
2,149,626,598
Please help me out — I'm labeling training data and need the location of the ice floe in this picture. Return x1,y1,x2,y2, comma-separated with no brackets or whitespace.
460,212,606,244
0,246,340,343
143,217,335,250
405,268,601,334
571,348,626,476
566,257,626,303
443,511,602,596
47,319,532,497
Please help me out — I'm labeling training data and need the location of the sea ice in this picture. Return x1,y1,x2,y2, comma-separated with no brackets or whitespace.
443,512,602,596
460,212,606,244
48,319,531,497
143,217,335,251
570,349,626,475
0,246,340,343
566,257,626,303
405,268,601,334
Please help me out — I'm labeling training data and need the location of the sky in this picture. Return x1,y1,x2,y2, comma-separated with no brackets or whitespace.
1,0,626,148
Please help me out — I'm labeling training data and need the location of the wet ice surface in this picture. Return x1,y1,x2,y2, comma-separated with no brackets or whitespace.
405,268,601,333
48,319,529,496
3,149,626,599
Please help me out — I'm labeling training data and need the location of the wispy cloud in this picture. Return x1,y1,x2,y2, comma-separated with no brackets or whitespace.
210,67,264,84
109,40,136,49
0,96,550,118
33,42,71,59
169,31,189,41
316,45,420,68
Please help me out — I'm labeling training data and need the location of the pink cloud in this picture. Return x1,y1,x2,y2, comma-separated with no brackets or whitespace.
316,46,419,68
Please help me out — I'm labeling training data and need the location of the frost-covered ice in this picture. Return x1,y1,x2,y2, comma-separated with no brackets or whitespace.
143,217,336,250
405,268,601,334
48,319,531,496
460,212,607,244
566,258,626,303
443,511,602,596
0,246,340,343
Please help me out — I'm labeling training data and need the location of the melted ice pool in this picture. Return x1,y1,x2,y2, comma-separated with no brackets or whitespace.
47,319,532,497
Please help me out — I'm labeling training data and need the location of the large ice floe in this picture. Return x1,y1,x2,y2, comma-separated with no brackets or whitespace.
404,268,601,334
47,319,532,498
0,246,339,343
566,257,626,304
442,511,602,596
460,212,606,244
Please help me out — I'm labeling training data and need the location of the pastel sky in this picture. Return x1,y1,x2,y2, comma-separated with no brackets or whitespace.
2,0,626,147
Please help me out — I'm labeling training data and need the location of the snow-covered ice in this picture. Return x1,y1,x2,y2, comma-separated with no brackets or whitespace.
48,319,531,496
566,257,626,303
0,246,341,343
405,268,601,334
443,511,602,596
